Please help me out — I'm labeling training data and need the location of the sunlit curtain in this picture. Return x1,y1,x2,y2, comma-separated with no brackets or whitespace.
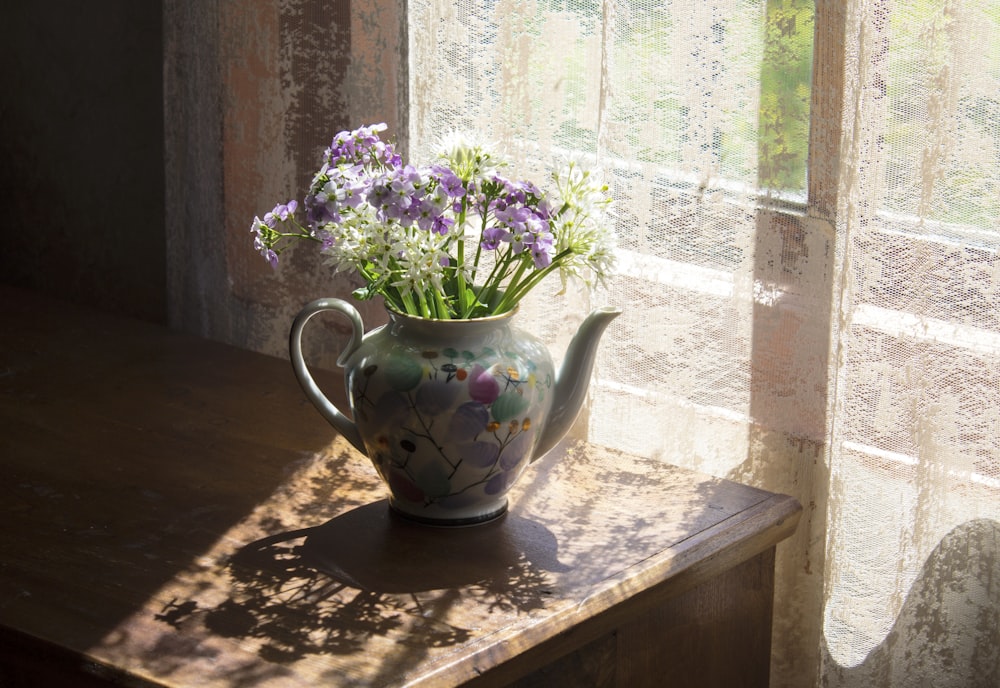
408,1,1000,687
821,2,1000,686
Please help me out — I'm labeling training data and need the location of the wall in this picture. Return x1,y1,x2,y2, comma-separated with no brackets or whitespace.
164,0,407,367
0,0,406,359
0,1,166,323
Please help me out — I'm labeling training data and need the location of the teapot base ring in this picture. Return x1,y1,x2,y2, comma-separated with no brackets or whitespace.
388,500,509,528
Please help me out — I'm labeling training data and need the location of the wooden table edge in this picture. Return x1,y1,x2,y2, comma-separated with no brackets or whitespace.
411,492,803,687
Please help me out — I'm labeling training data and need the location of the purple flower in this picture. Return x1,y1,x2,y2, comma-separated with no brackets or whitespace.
262,200,296,228
324,123,401,170
250,220,280,268
508,230,529,254
390,168,416,196
248,122,616,316
424,182,450,213
305,198,339,225
482,226,505,251
430,165,466,199
340,178,368,208
317,229,335,250
530,232,555,267
367,181,393,208
495,204,530,230
404,201,427,228
431,215,454,236
413,204,435,231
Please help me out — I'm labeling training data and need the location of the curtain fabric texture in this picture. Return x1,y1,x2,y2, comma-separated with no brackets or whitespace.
408,1,1000,686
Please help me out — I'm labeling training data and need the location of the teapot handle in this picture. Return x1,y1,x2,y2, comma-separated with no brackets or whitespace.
289,298,367,455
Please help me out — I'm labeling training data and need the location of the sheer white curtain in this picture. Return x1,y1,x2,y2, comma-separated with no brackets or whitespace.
409,1,1000,687
821,1,1000,686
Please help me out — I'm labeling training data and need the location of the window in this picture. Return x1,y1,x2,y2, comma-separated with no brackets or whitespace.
410,0,819,466
408,2,1000,686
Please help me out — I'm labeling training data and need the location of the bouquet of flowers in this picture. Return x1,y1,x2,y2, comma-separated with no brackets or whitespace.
251,123,615,320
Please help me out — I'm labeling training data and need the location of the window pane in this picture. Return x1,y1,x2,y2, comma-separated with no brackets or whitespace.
883,1,1000,230
409,0,822,469
758,0,814,191
410,1,813,193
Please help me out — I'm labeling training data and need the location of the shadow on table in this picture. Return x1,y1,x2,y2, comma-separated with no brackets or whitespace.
154,500,569,665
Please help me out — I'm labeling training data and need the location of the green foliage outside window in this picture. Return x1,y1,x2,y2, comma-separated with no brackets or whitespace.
506,1,816,194
758,0,814,192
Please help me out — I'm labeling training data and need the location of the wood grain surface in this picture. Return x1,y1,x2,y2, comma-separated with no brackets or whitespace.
0,286,801,687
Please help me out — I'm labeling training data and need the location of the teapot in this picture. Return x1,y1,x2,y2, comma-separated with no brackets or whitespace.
290,299,620,526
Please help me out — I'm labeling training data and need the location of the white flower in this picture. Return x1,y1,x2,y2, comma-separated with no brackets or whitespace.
549,160,617,287
436,131,504,182
389,228,450,295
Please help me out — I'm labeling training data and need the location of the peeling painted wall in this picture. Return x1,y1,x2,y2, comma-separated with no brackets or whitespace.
0,0,406,366
164,0,407,368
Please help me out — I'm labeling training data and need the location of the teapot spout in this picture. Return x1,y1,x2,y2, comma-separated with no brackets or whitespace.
532,305,621,461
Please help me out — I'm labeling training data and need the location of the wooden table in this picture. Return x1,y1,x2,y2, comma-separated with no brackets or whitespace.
0,286,800,687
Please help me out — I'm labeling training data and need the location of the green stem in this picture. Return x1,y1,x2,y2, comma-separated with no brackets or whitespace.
276,229,319,241
401,291,419,316
455,203,469,316
416,290,432,319
476,248,516,315
433,288,451,319
492,258,530,314
462,210,496,318
495,249,574,312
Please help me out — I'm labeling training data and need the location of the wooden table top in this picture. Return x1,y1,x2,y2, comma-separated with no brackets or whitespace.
0,286,800,687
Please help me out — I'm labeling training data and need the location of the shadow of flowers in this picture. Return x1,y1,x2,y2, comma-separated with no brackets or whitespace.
154,500,568,665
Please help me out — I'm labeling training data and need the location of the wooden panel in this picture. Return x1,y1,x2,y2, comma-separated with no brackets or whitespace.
0,286,801,687
510,550,775,688
614,549,776,687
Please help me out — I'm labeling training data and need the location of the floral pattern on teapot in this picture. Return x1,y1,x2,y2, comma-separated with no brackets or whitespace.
350,344,554,516
289,297,619,526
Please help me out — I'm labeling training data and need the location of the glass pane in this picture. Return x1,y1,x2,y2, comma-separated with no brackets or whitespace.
882,1,1000,230
410,1,814,194
758,0,814,191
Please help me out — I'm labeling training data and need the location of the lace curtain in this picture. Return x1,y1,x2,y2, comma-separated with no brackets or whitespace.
408,1,1000,686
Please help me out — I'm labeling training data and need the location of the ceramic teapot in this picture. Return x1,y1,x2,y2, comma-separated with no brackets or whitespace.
290,299,620,526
